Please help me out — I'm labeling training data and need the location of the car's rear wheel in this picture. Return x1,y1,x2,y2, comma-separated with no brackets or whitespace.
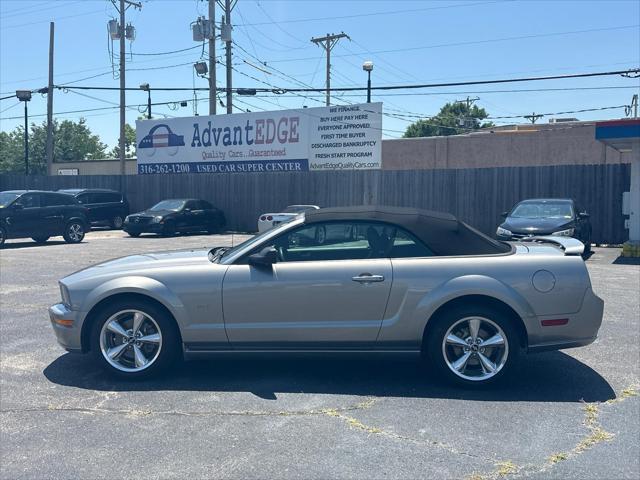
425,305,521,387
63,221,85,244
89,299,180,379
111,215,124,229
32,236,50,244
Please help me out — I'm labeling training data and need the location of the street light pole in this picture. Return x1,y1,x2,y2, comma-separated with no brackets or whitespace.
140,83,151,119
16,90,32,175
24,101,29,175
362,61,373,103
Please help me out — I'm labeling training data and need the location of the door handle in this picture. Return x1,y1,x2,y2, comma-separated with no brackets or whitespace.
352,273,385,283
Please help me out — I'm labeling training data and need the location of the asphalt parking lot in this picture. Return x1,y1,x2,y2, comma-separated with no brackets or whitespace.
1,231,639,479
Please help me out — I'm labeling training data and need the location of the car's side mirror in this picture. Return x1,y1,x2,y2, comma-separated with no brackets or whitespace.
500,211,508,218
579,212,590,218
12,203,24,210
248,247,278,268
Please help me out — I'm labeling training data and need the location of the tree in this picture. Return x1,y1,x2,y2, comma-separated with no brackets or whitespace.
403,102,495,138
0,118,108,174
109,123,137,159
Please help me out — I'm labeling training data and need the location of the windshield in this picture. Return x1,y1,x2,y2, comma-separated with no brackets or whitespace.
283,205,315,214
0,192,20,208
149,200,185,212
510,201,573,219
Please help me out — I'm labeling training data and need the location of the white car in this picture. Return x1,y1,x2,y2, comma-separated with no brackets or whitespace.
257,205,319,232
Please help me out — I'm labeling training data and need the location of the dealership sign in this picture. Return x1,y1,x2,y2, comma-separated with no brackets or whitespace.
135,102,382,174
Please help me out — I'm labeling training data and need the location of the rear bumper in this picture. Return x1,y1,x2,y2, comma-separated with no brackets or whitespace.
527,288,604,353
48,303,84,353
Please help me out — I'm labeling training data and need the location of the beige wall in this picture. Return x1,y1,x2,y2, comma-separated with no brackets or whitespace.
51,122,631,175
382,122,630,170
53,159,137,175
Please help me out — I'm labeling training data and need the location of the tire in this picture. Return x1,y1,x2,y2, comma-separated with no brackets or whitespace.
0,226,6,247
424,304,522,387
32,236,50,244
127,231,141,238
89,298,180,379
63,220,85,244
111,215,124,229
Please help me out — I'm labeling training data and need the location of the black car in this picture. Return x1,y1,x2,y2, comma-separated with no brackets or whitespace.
496,198,592,254
123,198,225,237
0,190,88,247
58,188,129,229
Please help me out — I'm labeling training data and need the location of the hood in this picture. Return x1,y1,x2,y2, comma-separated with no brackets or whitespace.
62,248,212,284
501,216,573,234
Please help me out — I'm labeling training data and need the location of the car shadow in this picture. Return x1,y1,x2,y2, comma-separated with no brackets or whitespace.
613,256,640,265
43,350,615,403
1,240,69,249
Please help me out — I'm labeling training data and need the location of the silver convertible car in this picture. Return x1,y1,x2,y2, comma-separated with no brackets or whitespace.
49,206,604,386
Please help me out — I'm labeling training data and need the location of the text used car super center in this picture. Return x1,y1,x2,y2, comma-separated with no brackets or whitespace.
135,102,383,174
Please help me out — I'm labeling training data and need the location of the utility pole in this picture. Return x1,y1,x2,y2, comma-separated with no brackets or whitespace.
46,22,54,176
524,112,544,124
111,0,141,175
222,0,235,114
311,32,349,106
208,0,216,115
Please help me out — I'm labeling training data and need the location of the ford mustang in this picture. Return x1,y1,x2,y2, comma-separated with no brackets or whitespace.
49,206,604,386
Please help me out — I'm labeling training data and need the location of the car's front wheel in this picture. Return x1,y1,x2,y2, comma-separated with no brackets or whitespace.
425,305,521,387
63,221,85,243
89,299,180,379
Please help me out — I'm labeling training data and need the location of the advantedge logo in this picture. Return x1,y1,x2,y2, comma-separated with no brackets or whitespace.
190,115,301,148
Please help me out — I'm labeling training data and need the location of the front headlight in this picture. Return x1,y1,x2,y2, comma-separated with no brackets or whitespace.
151,216,164,223
496,226,512,237
552,228,575,237
59,282,71,308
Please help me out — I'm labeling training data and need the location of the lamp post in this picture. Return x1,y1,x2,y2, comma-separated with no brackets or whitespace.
140,83,151,119
362,61,373,103
16,90,32,175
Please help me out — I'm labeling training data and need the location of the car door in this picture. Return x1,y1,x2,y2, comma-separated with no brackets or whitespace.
76,193,98,223
222,221,393,346
6,193,43,236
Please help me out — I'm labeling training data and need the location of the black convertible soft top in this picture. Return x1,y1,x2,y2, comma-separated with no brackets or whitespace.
304,206,510,256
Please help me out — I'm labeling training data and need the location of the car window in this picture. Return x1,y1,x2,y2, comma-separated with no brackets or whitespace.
76,193,90,204
201,200,213,210
15,193,40,208
184,200,198,210
107,192,122,203
249,221,432,262
93,192,120,203
43,193,76,206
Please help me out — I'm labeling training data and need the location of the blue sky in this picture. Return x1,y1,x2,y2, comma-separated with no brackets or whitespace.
1,0,639,147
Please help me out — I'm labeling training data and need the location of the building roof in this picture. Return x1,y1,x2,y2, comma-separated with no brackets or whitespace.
304,206,509,256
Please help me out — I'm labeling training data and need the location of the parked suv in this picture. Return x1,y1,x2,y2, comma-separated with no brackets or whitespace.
58,188,129,229
0,190,88,247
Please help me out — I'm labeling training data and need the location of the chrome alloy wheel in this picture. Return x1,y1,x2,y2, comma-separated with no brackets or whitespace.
441,316,509,382
99,309,163,372
68,223,84,242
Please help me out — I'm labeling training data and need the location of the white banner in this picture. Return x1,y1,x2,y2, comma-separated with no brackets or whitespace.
135,102,382,174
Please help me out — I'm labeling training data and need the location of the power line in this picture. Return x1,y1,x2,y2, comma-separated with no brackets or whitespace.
236,0,508,26
264,25,640,64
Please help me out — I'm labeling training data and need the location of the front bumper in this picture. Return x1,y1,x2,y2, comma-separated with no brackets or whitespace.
123,221,164,234
527,288,604,353
48,303,84,353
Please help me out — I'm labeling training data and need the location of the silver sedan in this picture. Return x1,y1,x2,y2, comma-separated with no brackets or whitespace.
49,206,604,386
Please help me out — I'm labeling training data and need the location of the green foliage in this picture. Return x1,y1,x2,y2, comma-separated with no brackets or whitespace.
109,123,137,159
403,102,495,138
0,118,109,174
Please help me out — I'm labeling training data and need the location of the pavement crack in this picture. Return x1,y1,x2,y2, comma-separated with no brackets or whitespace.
0,397,378,419
465,383,638,480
